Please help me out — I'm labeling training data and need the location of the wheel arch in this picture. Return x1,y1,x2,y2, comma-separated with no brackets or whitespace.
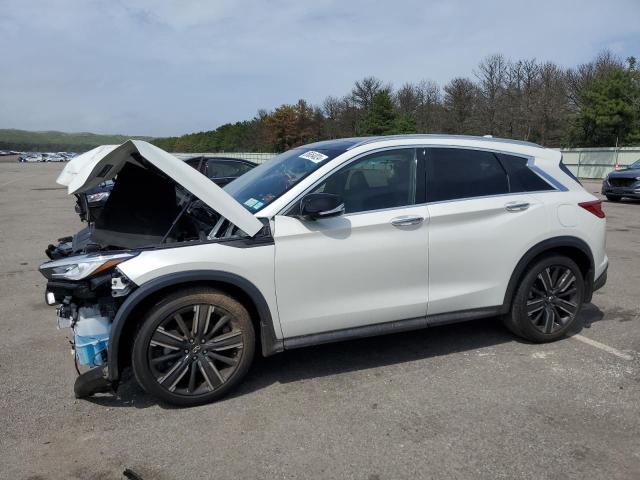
106,270,283,383
502,236,595,312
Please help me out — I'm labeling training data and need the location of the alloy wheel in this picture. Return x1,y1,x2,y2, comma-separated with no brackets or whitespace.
526,265,579,334
147,304,244,395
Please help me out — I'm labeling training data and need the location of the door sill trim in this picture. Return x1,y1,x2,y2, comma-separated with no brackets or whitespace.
283,306,503,350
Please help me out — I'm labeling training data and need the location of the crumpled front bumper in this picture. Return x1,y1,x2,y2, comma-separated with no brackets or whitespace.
74,366,114,398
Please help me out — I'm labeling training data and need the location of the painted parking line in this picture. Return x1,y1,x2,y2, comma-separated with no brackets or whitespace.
570,334,634,361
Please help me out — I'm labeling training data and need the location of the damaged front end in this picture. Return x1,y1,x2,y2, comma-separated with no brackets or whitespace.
40,253,136,396
40,140,264,398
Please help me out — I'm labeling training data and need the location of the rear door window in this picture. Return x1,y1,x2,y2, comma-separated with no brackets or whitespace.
426,148,509,202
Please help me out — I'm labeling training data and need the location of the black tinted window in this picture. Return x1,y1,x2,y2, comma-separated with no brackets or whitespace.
426,148,508,202
207,160,253,178
496,153,554,192
185,158,206,172
312,149,418,214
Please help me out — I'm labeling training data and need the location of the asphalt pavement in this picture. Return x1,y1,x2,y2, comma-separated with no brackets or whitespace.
1,163,638,480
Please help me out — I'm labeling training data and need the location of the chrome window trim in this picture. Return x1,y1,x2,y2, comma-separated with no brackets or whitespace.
343,202,428,218
527,161,568,191
424,190,555,206
276,144,566,217
423,145,566,193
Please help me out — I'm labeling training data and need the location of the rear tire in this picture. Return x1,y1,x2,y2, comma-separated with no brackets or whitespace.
132,288,255,407
503,255,584,343
606,195,621,202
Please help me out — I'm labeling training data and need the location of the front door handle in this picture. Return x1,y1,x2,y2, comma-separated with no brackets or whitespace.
391,215,424,227
505,201,530,212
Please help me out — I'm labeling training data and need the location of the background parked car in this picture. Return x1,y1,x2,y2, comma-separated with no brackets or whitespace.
602,159,640,201
42,153,66,162
77,156,257,221
19,153,43,162
183,156,257,187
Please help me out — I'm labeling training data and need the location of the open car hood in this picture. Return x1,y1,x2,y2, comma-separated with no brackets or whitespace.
57,140,263,237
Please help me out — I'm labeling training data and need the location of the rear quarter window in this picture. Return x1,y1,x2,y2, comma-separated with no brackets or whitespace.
495,153,555,192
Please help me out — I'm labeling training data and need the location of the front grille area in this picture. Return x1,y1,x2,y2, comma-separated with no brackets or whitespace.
608,177,636,188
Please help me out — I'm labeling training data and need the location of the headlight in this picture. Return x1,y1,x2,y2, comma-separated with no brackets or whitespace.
39,252,138,281
86,191,110,203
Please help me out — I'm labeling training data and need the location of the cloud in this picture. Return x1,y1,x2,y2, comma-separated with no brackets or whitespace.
0,0,639,136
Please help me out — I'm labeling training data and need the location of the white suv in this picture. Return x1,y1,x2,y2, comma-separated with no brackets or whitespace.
40,135,608,406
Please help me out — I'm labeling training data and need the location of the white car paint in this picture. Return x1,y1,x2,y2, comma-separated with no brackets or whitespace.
118,241,282,338
273,204,429,337
83,136,608,343
425,193,549,315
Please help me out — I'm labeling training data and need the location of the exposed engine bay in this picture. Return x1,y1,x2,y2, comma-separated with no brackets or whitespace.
46,157,245,260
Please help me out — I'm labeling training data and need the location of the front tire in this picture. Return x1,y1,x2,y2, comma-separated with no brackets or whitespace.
132,288,255,406
503,255,584,342
606,195,621,202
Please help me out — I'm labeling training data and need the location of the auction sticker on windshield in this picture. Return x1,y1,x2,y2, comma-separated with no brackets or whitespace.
299,151,329,163
243,198,265,210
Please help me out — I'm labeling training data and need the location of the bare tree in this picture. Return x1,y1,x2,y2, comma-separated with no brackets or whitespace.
475,54,508,135
443,77,478,134
533,62,570,145
395,82,420,120
322,96,343,139
415,79,442,133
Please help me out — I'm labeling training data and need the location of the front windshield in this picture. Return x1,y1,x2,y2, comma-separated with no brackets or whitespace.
224,148,343,212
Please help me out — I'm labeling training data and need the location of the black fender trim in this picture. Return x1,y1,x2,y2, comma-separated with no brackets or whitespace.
106,270,283,383
502,236,595,311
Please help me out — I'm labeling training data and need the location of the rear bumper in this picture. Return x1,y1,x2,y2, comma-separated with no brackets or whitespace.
593,265,607,293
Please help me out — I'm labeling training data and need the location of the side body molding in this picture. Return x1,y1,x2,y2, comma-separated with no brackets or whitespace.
502,235,595,310
107,270,283,383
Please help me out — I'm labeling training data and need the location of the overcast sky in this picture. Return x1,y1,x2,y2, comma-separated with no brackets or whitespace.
1,0,639,137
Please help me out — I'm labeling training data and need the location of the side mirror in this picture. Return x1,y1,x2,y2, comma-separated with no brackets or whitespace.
300,193,344,219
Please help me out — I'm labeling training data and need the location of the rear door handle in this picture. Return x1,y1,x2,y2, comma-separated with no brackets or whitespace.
505,201,530,212
391,215,424,227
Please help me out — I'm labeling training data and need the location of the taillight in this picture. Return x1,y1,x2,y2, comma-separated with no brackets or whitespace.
578,200,605,218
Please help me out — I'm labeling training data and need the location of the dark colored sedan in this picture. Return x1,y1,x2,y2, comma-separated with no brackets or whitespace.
77,156,257,221
602,159,640,201
183,156,256,187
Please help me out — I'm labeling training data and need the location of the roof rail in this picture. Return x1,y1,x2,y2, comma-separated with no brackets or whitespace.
346,134,543,150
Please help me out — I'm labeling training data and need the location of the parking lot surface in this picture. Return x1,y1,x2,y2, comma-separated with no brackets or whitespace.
1,163,639,480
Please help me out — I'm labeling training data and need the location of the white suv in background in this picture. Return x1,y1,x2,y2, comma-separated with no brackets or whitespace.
40,135,608,406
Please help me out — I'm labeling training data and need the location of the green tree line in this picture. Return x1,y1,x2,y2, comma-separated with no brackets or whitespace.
153,51,640,153
0,129,151,153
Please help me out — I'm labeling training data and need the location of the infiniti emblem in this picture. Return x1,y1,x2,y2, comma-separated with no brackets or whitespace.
192,345,201,353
